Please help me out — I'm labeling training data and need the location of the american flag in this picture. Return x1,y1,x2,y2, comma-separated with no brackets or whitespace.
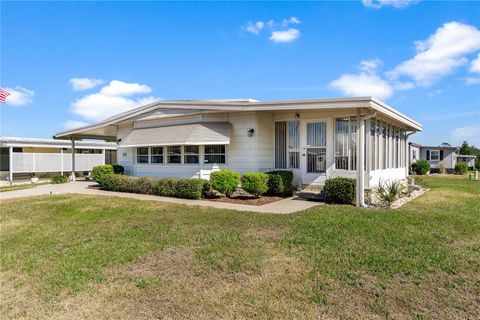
0,88,10,103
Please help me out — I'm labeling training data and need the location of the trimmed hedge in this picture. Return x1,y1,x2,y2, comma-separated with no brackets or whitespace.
241,173,269,197
98,174,204,199
411,160,430,175
266,170,294,196
324,177,356,204
51,175,68,184
210,170,240,197
92,165,115,182
112,164,125,175
454,162,468,175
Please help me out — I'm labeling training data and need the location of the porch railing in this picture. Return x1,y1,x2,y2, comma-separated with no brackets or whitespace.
11,152,105,173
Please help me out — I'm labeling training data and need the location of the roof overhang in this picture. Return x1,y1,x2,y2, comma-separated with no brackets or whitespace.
55,97,422,139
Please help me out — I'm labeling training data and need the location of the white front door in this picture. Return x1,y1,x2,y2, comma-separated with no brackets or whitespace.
302,120,328,185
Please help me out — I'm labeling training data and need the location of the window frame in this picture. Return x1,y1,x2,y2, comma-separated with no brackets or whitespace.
150,146,164,164
430,150,440,161
167,145,182,164
136,147,149,164
334,116,357,171
204,145,226,164
183,145,200,164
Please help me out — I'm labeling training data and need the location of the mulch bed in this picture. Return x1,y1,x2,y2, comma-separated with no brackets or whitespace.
207,195,285,206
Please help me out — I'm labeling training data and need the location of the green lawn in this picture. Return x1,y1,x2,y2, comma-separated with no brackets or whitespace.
1,175,479,319
0,182,49,193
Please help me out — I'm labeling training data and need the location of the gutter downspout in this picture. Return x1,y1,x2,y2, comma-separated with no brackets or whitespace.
406,132,415,177
358,110,377,208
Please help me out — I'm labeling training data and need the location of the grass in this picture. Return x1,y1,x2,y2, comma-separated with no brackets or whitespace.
0,182,49,193
1,175,479,319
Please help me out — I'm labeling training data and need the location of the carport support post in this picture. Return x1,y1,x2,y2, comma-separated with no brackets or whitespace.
71,138,76,181
8,146,13,184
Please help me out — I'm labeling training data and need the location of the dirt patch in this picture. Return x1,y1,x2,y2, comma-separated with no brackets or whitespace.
208,195,285,206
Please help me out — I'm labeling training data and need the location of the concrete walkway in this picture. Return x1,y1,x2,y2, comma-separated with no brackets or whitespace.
0,181,322,214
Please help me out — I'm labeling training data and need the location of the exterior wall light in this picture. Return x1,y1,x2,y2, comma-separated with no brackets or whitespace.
247,128,255,137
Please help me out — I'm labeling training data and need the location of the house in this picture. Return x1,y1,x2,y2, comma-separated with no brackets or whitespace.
408,143,477,172
456,155,477,169
56,97,422,206
0,136,116,183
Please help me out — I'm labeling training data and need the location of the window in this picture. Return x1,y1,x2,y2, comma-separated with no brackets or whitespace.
204,145,225,164
167,146,181,163
136,147,149,163
184,145,199,164
430,150,440,161
335,117,357,170
275,121,299,169
412,150,417,160
151,146,164,164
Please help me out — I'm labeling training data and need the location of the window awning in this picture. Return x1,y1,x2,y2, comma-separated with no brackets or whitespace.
118,122,232,147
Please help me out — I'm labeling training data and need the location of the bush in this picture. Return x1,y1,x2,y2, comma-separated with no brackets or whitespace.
475,161,480,171
455,162,468,175
111,164,124,175
210,170,240,197
98,175,204,199
374,179,404,208
202,179,212,198
241,173,269,197
266,170,294,196
324,177,356,204
92,164,114,182
411,160,430,175
51,175,68,184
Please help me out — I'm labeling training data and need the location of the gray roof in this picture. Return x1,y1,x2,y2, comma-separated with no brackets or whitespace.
0,136,116,149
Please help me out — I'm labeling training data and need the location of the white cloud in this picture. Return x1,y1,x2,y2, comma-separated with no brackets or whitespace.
450,125,480,147
70,80,160,122
99,80,152,96
389,22,480,86
359,58,382,73
330,74,393,100
282,17,300,27
269,28,300,43
4,86,35,106
362,0,418,9
63,120,90,130
465,77,480,85
69,78,105,91
245,21,264,34
469,53,480,73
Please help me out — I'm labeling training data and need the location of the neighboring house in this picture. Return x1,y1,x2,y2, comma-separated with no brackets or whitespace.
56,97,422,206
409,143,478,171
456,155,476,169
0,137,116,183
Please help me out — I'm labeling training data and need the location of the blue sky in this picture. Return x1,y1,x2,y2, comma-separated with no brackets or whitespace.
1,1,479,146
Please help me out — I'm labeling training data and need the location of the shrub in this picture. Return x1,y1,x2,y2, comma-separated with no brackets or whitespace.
51,175,68,184
266,170,294,196
241,173,269,197
92,164,114,182
98,175,204,199
374,179,404,208
111,164,125,175
324,177,356,204
454,162,468,175
210,170,240,197
438,163,445,174
411,160,430,175
202,179,212,198
475,161,480,171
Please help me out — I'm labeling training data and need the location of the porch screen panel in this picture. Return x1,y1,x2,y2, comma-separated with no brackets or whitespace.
370,119,376,170
275,122,287,169
382,122,387,169
335,118,349,170
350,118,357,171
288,121,300,169
307,122,326,173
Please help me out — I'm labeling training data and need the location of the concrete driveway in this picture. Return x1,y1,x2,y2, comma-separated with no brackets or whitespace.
0,181,322,214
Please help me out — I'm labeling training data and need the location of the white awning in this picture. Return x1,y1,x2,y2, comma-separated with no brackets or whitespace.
118,122,232,147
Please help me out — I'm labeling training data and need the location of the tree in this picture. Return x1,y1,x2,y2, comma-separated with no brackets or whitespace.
440,142,451,146
459,141,474,155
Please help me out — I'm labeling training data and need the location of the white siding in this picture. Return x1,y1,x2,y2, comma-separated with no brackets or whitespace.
257,112,274,172
117,124,135,175
226,112,258,173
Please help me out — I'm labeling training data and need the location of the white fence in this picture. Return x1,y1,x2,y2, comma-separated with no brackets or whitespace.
11,152,105,173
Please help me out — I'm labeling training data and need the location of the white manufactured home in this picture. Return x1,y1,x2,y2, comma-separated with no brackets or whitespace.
0,137,116,183
56,97,422,206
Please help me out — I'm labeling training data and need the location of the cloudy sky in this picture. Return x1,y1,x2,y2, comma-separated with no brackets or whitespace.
1,1,479,146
